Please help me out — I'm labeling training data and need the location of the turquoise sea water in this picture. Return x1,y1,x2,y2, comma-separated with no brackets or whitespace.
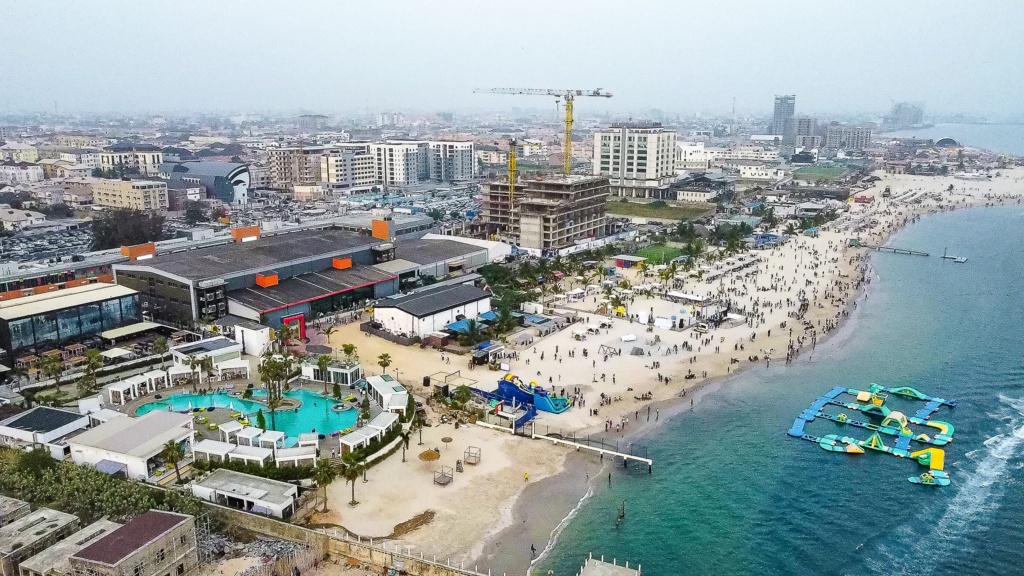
541,205,1024,575
136,388,358,442
882,123,1024,156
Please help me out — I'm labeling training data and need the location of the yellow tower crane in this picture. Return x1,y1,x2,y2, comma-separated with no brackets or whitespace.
475,88,613,174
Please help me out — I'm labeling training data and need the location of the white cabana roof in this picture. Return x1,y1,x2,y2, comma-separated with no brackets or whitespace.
259,430,285,444
236,426,263,440
275,446,316,461
215,358,250,371
218,420,244,434
143,370,167,380
668,291,706,302
193,439,236,458
366,411,399,432
620,334,637,342
227,444,273,462
100,321,162,340
100,347,132,359
297,433,319,446
566,288,585,296
339,428,376,448
166,364,192,376
106,380,135,393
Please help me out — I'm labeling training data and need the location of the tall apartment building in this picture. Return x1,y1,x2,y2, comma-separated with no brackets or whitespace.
0,143,39,164
91,179,168,211
593,123,677,199
98,144,163,176
772,95,796,144
428,141,476,181
795,116,816,138
483,175,608,252
371,142,426,187
320,143,376,195
825,125,873,150
266,145,327,190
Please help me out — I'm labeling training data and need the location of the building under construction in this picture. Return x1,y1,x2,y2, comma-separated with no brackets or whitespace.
483,175,609,252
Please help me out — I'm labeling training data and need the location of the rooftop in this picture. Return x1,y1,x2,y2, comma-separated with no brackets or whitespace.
73,511,189,566
114,228,381,281
374,284,490,318
0,407,85,434
0,496,28,521
173,336,238,356
19,519,121,575
69,411,192,459
394,238,483,265
0,508,79,555
227,264,395,314
194,468,297,506
0,283,137,321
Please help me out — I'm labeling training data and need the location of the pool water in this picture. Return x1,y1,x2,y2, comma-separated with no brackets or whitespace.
135,388,359,445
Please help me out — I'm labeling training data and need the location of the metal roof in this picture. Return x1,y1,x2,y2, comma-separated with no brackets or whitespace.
193,468,297,507
0,283,137,321
0,406,85,434
69,411,192,459
73,511,189,566
374,284,489,318
394,238,483,265
228,265,395,313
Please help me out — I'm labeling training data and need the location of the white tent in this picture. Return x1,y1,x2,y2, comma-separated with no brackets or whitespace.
620,334,637,342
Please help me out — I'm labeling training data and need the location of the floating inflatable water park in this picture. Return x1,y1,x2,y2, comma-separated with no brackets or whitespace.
788,384,957,486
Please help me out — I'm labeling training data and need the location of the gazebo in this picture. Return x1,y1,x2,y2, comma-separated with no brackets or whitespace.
106,375,147,405
217,420,244,443
215,358,250,381
296,433,319,448
274,446,317,467
258,430,285,452
226,444,273,466
235,426,263,447
192,439,236,463
166,364,197,388
141,370,170,392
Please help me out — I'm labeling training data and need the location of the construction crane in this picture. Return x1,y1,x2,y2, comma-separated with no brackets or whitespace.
475,88,613,174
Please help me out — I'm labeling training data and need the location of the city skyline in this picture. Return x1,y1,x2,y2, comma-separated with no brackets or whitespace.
1,0,1022,117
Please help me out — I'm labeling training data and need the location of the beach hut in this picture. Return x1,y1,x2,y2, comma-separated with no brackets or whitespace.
218,420,244,443
235,426,263,447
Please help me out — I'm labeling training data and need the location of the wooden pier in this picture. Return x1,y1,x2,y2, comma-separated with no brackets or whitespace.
860,243,929,257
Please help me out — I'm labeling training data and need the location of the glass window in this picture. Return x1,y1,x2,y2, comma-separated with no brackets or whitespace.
56,308,81,340
80,304,102,336
120,295,140,323
33,314,59,348
9,318,34,351
100,299,123,330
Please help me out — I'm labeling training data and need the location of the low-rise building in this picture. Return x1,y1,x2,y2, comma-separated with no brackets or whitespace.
91,179,168,211
68,511,197,576
0,208,46,231
98,144,163,176
191,468,299,519
18,519,121,576
58,149,102,170
0,144,39,164
373,283,491,338
68,411,194,481
0,509,80,576
54,135,110,149
365,375,409,415
0,498,29,529
0,163,44,184
0,407,91,459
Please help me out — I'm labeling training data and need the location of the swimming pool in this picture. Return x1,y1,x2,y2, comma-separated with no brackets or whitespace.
135,388,359,444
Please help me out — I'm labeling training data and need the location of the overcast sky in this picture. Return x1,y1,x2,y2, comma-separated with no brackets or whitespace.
1,0,1022,117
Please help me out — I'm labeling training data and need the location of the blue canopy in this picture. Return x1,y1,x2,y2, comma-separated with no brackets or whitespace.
95,459,127,476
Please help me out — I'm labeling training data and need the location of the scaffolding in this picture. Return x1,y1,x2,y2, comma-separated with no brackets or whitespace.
238,543,324,576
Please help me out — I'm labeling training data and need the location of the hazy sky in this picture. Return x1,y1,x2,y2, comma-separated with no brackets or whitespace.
2,0,1022,117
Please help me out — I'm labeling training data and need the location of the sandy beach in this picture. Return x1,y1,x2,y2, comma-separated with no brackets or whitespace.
303,168,1024,576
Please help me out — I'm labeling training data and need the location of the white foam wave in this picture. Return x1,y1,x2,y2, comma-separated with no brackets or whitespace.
526,482,595,575
868,394,1024,575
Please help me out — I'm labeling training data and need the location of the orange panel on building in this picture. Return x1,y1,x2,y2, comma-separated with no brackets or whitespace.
98,274,114,283
65,278,91,288
333,257,352,270
371,219,392,241
255,273,279,288
0,290,28,301
120,243,156,260
231,225,261,242
31,285,60,295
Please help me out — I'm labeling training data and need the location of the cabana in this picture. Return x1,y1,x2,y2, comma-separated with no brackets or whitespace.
258,430,285,452
141,370,169,392
192,439,236,463
366,412,399,436
235,426,263,447
215,358,250,381
339,428,377,454
227,444,274,466
166,364,197,387
274,446,317,467
106,375,146,405
565,288,586,302
218,420,244,443
296,433,319,448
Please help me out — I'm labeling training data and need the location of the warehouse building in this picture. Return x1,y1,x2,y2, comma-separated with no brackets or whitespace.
372,283,491,338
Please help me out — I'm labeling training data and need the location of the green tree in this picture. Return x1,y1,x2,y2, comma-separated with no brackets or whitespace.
152,337,169,368
258,354,289,430
341,453,365,506
312,459,338,512
332,383,342,399
377,353,392,374
161,440,185,484
316,354,332,394
255,409,267,430
17,448,56,476
183,200,208,226
458,319,486,347
784,223,798,236
186,356,202,392
341,343,357,363
39,355,64,388
77,349,104,395
90,209,165,251
360,395,371,420
453,385,472,407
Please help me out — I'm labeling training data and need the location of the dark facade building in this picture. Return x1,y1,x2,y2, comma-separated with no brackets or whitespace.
0,283,140,361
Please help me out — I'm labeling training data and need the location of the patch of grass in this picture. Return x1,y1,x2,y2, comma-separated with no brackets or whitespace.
635,245,682,263
793,166,846,181
605,201,712,221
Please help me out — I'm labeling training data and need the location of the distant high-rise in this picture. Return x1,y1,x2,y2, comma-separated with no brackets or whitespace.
885,102,924,130
593,122,677,199
795,116,816,137
772,95,796,144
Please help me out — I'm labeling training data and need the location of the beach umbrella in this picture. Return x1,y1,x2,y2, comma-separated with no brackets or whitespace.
441,437,453,451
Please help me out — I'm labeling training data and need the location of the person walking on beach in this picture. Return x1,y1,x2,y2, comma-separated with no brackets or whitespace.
524,472,529,482
531,544,537,557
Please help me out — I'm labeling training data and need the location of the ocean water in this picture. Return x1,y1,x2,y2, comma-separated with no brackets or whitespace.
881,123,1024,156
540,205,1024,576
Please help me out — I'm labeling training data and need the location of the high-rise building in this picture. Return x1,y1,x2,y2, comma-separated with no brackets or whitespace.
320,143,377,195
593,122,677,199
428,141,476,181
371,142,424,187
91,179,169,211
98,144,163,176
483,175,608,252
825,125,873,150
772,95,796,144
795,116,817,137
884,102,924,130
266,145,327,190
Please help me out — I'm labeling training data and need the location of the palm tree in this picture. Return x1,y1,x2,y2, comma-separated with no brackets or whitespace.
161,439,184,484
258,354,286,430
610,294,626,315
784,223,798,236
39,355,64,388
186,356,201,392
275,323,293,352
460,319,484,346
636,260,650,277
341,343,357,364
316,354,332,394
152,337,169,368
78,349,104,395
200,357,214,387
323,326,337,354
341,453,365,506
312,459,338,512
377,353,393,374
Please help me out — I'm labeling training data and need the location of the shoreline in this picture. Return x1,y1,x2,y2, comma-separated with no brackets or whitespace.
469,171,1024,576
